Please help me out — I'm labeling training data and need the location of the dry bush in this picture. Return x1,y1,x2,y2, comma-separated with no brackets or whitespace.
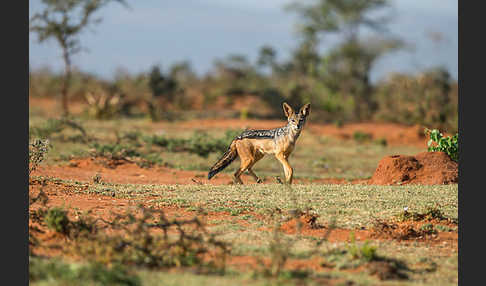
29,139,50,175
29,190,230,272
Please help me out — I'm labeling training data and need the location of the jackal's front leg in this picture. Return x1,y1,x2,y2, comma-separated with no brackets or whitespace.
275,153,293,184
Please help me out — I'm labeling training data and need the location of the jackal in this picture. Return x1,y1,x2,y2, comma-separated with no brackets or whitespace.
208,102,310,184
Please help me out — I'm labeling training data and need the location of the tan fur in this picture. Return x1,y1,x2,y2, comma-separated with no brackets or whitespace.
209,102,310,184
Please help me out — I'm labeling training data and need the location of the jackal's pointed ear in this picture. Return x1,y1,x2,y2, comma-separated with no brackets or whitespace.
299,103,311,116
282,102,294,117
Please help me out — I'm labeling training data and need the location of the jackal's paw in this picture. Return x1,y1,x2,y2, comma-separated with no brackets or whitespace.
256,178,263,184
275,176,283,184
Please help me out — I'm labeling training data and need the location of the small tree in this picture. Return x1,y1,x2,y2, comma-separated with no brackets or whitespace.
30,0,128,116
287,0,404,120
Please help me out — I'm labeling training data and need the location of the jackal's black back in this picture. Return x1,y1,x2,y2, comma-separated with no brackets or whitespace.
235,129,276,140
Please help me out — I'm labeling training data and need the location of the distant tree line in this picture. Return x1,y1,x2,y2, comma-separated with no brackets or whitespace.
29,0,457,132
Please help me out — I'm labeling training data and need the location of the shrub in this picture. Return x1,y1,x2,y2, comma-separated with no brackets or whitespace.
425,128,458,161
29,139,50,175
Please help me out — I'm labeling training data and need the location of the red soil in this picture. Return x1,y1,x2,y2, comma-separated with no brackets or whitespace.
33,151,457,188
29,179,457,248
277,213,456,247
368,151,458,185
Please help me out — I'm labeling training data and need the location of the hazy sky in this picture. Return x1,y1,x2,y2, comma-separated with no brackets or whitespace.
29,0,458,82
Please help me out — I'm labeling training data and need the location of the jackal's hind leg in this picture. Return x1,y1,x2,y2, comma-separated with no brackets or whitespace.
234,159,252,185
247,168,263,183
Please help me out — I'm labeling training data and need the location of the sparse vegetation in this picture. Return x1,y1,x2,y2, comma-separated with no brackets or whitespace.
29,171,458,285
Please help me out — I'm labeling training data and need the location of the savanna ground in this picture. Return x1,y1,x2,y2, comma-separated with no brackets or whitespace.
29,97,458,286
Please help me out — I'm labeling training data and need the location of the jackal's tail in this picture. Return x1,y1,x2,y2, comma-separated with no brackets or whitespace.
208,141,238,180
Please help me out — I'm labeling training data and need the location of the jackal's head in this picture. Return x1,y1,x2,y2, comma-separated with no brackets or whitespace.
283,102,311,130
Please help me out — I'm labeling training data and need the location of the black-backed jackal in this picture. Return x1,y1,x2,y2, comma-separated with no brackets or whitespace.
208,102,310,184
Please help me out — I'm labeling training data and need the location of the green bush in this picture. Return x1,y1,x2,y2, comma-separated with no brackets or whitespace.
425,128,458,161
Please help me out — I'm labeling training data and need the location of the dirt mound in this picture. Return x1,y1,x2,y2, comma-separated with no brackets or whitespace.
369,152,458,185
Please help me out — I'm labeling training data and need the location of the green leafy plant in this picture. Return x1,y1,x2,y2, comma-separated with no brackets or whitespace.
425,128,458,161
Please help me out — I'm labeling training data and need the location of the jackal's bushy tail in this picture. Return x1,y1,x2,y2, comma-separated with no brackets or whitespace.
208,141,238,180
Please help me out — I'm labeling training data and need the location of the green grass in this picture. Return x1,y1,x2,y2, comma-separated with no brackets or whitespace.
36,176,457,230
81,182,457,229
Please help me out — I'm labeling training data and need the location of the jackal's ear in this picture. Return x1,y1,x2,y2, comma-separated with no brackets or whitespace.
299,103,310,116
282,102,294,117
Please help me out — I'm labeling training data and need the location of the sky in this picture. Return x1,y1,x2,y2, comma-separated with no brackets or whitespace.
29,0,458,83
